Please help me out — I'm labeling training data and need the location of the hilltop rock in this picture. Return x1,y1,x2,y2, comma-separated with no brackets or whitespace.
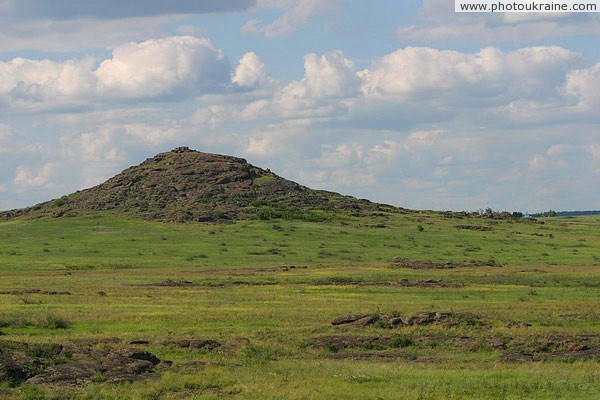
1,147,390,222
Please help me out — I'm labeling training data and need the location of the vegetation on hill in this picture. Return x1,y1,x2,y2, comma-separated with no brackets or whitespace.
0,147,386,223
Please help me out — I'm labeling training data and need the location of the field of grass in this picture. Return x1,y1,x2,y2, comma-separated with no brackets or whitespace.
0,211,599,399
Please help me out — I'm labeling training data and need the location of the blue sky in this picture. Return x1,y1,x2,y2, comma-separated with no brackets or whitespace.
1,0,599,213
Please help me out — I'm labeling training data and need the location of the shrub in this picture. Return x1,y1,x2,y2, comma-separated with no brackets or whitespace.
389,334,414,348
41,315,71,329
214,210,226,219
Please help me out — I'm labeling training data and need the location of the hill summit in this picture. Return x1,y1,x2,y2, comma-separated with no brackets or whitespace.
2,147,391,222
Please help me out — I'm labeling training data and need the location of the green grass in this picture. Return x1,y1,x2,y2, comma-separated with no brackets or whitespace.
0,212,598,271
0,212,598,399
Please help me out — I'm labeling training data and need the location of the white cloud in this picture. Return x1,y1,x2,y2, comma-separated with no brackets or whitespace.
223,46,590,142
240,19,262,35
232,52,271,88
407,130,445,144
563,63,600,112
191,105,229,127
494,62,600,125
14,163,55,187
96,36,229,99
78,128,122,163
303,51,358,98
319,143,365,168
236,50,357,122
358,46,581,103
123,123,178,146
243,0,339,37
0,36,230,110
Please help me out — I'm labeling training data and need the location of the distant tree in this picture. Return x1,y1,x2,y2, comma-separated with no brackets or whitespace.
512,211,524,218
545,210,557,217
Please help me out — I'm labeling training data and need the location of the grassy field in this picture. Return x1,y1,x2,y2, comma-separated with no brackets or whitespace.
0,211,599,399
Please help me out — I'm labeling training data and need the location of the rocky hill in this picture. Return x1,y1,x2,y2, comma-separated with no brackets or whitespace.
1,147,395,222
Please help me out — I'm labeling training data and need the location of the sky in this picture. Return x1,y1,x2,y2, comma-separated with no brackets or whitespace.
1,0,599,213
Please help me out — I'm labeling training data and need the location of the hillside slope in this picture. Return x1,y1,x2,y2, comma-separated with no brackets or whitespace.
1,147,393,222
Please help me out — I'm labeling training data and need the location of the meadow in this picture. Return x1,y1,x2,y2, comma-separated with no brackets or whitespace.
0,211,598,399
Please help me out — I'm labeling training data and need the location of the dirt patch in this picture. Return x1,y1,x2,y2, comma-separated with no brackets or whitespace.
512,231,553,238
559,313,600,321
328,351,417,361
162,339,221,351
0,289,71,295
505,322,532,328
28,348,161,385
0,339,163,387
148,279,197,287
518,269,547,273
454,225,493,231
225,338,251,348
196,280,278,288
502,335,600,362
253,265,309,272
312,335,395,351
332,311,487,328
331,314,371,326
397,279,463,288
391,258,496,269
391,258,458,269
313,279,463,288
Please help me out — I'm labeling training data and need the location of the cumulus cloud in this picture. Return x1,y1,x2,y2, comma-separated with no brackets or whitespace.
237,50,357,121
231,45,589,132
232,52,271,88
96,36,229,99
358,46,582,103
303,51,358,98
0,36,230,110
563,63,600,111
494,62,600,125
397,0,600,43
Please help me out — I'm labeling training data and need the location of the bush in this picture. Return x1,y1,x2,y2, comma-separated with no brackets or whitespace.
389,334,414,348
41,315,71,329
214,210,226,219
256,208,272,220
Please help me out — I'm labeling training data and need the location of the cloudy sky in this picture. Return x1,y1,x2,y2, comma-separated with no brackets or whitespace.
1,0,599,213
